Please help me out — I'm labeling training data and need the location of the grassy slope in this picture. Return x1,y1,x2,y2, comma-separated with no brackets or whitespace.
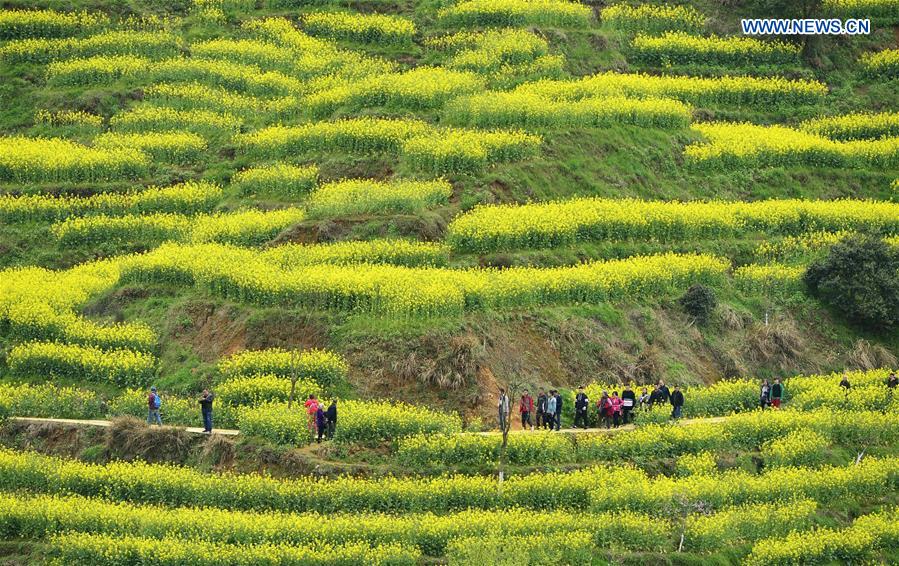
0,0,897,420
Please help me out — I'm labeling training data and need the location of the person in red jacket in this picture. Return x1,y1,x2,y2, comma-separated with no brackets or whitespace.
519,390,534,431
610,391,624,428
597,391,612,429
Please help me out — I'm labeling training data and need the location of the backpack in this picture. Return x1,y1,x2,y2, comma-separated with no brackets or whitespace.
153,393,161,409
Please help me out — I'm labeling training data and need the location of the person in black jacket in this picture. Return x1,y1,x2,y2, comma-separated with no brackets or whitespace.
553,390,563,431
621,385,636,424
574,386,589,429
889,372,898,390
199,389,214,433
656,380,671,405
536,390,547,429
670,385,684,419
325,399,337,440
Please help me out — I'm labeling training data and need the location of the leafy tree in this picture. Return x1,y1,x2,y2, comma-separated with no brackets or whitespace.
804,235,899,332
679,284,717,325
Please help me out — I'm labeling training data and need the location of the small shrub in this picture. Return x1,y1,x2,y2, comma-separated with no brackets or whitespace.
679,283,717,325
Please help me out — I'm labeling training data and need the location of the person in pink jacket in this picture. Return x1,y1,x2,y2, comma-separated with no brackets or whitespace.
609,391,624,428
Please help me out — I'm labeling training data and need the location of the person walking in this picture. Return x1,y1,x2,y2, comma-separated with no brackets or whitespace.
325,399,337,440
770,378,784,409
305,395,320,433
621,385,636,424
315,404,327,443
840,372,852,395
199,389,214,433
544,391,556,430
574,386,589,429
656,381,671,405
759,379,771,410
498,388,510,432
553,390,563,431
610,391,623,428
536,390,547,429
520,390,534,431
670,385,685,419
598,391,612,429
638,387,650,410
147,386,162,426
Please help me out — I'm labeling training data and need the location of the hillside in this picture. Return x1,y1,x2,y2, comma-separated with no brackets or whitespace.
0,0,899,562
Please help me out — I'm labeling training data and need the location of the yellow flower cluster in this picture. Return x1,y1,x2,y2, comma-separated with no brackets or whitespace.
437,0,593,28
238,118,541,173
516,71,827,106
601,3,706,33
0,383,104,420
261,239,450,268
301,11,416,44
686,121,899,169
34,109,102,128
122,243,727,316
46,54,149,86
0,8,108,40
216,374,321,407
152,57,304,96
144,82,299,118
303,66,485,117
218,347,348,386
232,162,319,197
800,110,899,140
306,178,452,217
632,31,800,66
734,263,805,292
444,91,692,129
860,48,899,77
0,181,221,222
0,446,895,515
824,0,899,21
109,105,242,138
8,340,155,386
0,30,181,64
447,197,899,252
52,532,420,566
52,208,305,247
93,131,207,164
0,136,148,183
753,230,851,260
189,38,298,73
762,428,829,468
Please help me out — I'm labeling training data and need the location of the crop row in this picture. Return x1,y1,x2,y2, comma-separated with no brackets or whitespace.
303,66,485,117
144,82,299,118
0,136,148,183
121,244,728,316
260,239,450,268
437,0,593,28
800,111,899,140
109,105,242,139
0,181,221,222
237,118,542,174
93,131,207,164
301,11,416,44
51,207,305,247
0,490,824,557
515,71,827,106
232,162,319,197
397,409,899,469
861,48,898,78
0,447,894,514
0,30,181,64
824,0,899,22
218,347,347,386
444,92,692,129
306,178,452,217
8,341,155,386
632,32,800,66
754,230,899,261
746,508,899,565
601,3,706,34
0,9,108,40
686,122,899,169
446,197,898,252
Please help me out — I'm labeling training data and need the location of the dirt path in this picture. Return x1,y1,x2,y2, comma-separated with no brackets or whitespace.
473,415,726,435
10,416,239,436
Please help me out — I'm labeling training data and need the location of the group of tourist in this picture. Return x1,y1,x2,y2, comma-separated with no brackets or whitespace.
144,388,339,440
502,380,686,431
304,395,338,443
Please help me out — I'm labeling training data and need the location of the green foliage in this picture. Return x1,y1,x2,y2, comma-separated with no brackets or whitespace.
805,235,899,331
